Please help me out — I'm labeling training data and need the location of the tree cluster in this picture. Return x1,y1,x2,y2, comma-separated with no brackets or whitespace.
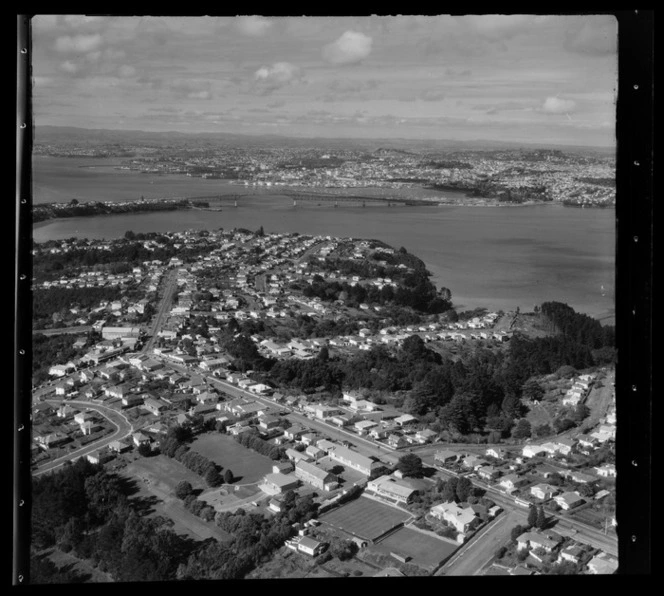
30,458,196,583
234,429,286,461
179,491,319,580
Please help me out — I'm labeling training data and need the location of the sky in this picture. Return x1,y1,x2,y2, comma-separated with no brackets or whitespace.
30,14,618,147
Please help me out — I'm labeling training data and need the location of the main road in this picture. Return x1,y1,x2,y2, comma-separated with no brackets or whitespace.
153,357,401,465
141,269,179,354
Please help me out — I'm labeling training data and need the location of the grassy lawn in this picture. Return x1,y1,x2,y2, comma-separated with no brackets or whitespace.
120,455,233,543
319,496,412,542
190,433,274,484
369,526,458,570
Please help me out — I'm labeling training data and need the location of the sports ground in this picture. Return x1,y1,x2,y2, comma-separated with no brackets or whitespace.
319,496,412,542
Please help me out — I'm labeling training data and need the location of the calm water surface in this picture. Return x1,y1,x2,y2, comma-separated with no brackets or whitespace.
32,156,616,321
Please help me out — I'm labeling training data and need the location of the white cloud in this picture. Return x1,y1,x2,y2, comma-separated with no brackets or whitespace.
60,60,79,74
236,16,273,36
322,31,373,65
253,62,301,93
55,33,103,53
542,96,577,114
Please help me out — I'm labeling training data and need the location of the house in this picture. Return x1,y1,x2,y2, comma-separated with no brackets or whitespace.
294,460,338,491
261,472,300,494
551,437,576,456
108,440,131,453
564,470,597,484
284,426,307,441
258,415,281,430
268,498,283,513
86,449,114,465
434,450,461,466
553,492,585,510
74,411,96,426
430,502,481,535
499,474,529,492
516,531,561,553
143,397,167,416
56,404,77,418
387,434,409,449
394,414,417,426
462,454,487,471
35,432,70,450
477,465,501,481
122,394,143,408
354,419,378,434
595,464,617,478
415,429,438,444
532,463,561,479
586,552,618,574
522,444,549,458
530,483,561,501
313,405,344,420
559,544,586,565
286,535,326,557
367,475,419,504
132,432,151,447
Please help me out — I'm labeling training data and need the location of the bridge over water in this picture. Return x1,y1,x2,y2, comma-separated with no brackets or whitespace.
185,190,426,207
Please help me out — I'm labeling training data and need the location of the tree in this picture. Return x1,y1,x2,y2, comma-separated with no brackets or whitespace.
511,418,532,440
456,476,474,502
317,346,330,362
441,477,459,503
175,481,194,500
527,504,538,528
396,453,424,478
536,506,547,529
224,469,234,484
206,467,223,488
522,379,545,402
137,442,152,457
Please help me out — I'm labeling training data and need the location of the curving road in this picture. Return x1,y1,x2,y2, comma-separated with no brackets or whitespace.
33,399,135,477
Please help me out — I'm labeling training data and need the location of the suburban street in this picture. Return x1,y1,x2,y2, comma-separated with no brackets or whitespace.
33,400,135,477
158,358,403,465
141,269,179,354
437,508,527,576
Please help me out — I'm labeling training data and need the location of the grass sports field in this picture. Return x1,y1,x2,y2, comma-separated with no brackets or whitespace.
370,526,458,570
319,496,412,542
190,433,274,484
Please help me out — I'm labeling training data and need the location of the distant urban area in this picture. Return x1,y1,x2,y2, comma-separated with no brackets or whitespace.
31,225,617,581
34,133,615,212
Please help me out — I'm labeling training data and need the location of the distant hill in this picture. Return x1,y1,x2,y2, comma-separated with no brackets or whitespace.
34,125,615,156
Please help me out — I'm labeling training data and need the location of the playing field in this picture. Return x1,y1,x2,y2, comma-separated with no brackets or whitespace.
319,496,412,542
370,526,458,570
190,433,274,484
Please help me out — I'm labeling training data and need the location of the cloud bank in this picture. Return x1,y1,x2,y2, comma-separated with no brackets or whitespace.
542,96,576,113
322,31,373,65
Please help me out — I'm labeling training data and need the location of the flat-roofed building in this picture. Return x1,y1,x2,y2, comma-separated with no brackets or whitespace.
328,445,376,476
261,472,300,495
367,475,418,504
294,460,338,491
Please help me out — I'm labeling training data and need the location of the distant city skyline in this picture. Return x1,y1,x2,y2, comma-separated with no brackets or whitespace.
31,14,617,147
